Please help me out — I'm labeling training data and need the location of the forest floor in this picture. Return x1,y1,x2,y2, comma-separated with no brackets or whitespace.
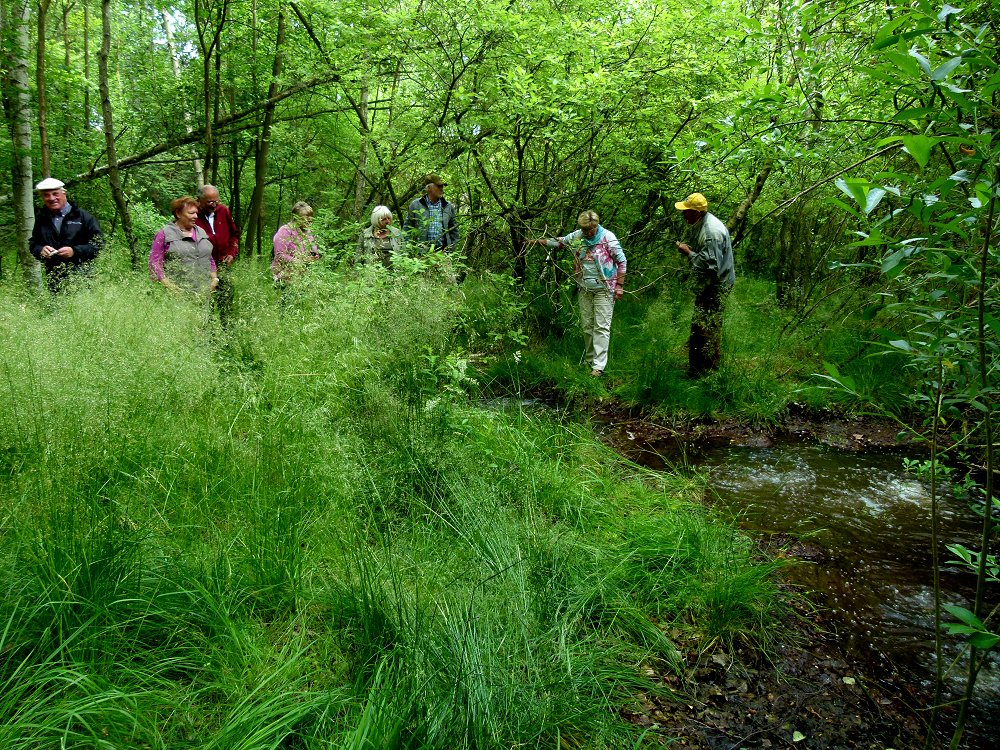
569,397,992,749
621,591,930,749
596,402,932,748
485,378,998,747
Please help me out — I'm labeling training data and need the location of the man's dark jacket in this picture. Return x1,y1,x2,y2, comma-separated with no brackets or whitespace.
29,204,103,289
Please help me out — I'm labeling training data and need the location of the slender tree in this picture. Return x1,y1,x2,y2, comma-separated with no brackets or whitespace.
97,0,136,265
1,0,43,288
36,0,52,176
243,9,284,256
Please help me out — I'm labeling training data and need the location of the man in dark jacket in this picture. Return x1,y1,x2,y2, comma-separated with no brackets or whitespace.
29,177,103,292
403,174,459,254
195,184,240,322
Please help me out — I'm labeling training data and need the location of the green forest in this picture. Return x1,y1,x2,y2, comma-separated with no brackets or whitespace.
1,0,997,747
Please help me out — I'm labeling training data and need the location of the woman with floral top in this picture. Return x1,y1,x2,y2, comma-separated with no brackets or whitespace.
272,201,321,285
526,210,626,377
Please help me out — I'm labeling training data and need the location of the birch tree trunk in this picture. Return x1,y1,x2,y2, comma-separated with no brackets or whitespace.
98,0,137,266
1,0,43,288
243,10,284,256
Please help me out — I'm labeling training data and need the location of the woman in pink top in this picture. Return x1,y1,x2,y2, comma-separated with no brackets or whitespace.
272,201,321,285
149,196,218,296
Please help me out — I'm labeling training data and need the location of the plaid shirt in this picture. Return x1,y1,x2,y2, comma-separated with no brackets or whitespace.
425,201,444,247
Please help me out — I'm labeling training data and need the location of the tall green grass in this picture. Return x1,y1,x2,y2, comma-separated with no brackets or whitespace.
494,274,913,422
0,262,783,748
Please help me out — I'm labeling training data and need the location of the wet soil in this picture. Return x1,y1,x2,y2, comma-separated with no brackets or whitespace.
586,402,995,749
591,400,915,459
622,584,931,749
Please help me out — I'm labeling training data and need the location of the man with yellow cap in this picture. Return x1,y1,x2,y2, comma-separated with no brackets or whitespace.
675,192,734,376
29,177,103,292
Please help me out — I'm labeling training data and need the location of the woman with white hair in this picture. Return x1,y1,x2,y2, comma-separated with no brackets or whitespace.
526,210,626,377
357,205,403,270
272,201,321,285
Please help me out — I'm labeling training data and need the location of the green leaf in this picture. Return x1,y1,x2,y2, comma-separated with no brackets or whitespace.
892,107,941,121
909,47,932,77
835,177,869,210
984,314,1000,341
872,26,935,52
937,4,963,22
826,197,863,220
881,248,907,275
969,632,1000,651
902,134,934,169
943,604,985,630
865,187,887,215
888,339,913,352
931,56,963,81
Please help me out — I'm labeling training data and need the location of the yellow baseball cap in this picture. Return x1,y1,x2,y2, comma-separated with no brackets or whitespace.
675,193,708,211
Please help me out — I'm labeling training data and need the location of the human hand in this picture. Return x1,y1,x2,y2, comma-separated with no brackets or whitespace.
210,275,219,291
55,246,74,258
675,241,690,256
41,245,58,259
614,288,624,301
223,255,235,265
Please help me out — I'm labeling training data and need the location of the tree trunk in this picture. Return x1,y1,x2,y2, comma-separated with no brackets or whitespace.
60,1,71,140
727,161,773,246
98,0,137,266
1,0,43,288
161,10,202,181
352,80,369,219
211,40,222,183
243,10,284,256
195,0,229,185
82,0,89,130
36,0,52,177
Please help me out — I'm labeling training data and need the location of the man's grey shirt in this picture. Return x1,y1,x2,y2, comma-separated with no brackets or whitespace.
689,211,735,288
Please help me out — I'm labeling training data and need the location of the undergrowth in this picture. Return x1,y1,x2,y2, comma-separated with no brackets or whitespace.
0,262,784,748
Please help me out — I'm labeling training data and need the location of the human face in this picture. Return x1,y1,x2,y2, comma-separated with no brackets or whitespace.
198,188,220,213
41,188,67,213
176,204,198,229
581,225,598,239
378,214,392,229
427,183,444,202
682,209,704,226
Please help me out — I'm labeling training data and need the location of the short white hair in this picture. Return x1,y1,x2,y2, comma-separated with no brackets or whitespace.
370,205,392,228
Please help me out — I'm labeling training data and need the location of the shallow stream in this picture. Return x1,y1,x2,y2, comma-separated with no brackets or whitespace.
600,425,1000,742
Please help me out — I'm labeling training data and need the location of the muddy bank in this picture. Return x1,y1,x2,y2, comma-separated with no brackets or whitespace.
591,400,916,459
623,588,929,749
584,403,997,749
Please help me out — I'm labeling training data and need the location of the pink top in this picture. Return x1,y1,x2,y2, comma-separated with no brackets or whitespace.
149,227,218,281
272,223,319,281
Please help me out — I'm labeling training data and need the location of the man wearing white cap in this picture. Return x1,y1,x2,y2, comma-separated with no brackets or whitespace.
675,192,734,377
29,177,103,291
